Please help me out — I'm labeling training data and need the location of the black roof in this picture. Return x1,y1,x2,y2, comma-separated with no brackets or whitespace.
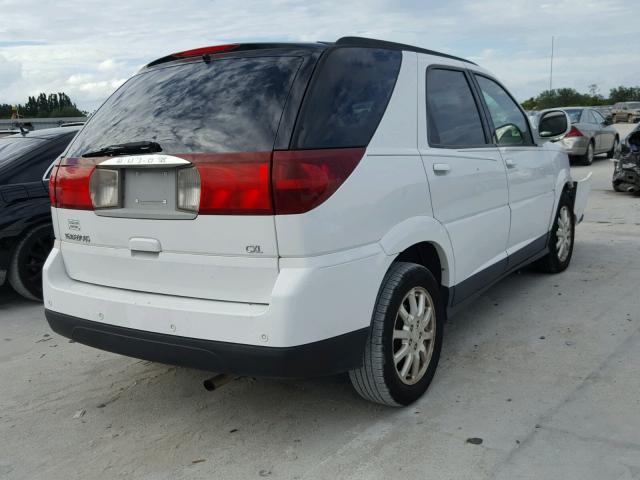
145,36,475,69
335,37,476,65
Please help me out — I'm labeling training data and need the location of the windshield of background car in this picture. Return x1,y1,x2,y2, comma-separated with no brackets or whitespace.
564,109,583,123
65,56,303,157
628,102,640,109
0,136,46,169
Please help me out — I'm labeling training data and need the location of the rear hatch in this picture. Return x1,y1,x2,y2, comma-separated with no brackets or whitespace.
51,47,319,303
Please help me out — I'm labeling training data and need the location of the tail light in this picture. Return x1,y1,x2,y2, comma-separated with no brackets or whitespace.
50,148,364,215
272,148,364,215
565,126,584,138
193,152,272,215
51,158,96,210
90,169,120,209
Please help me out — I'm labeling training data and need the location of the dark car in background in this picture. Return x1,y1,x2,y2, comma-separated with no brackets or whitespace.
0,126,80,300
612,122,640,194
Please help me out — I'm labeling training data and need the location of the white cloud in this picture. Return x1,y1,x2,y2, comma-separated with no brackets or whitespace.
0,0,638,110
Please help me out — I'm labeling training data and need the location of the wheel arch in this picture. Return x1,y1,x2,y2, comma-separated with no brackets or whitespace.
379,216,455,287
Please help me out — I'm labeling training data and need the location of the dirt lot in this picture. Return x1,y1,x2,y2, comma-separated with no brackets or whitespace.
1,124,639,480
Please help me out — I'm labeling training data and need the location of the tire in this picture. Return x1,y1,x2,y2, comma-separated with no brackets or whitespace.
8,224,54,301
613,182,625,193
578,141,595,165
349,262,444,406
606,137,619,159
534,192,575,273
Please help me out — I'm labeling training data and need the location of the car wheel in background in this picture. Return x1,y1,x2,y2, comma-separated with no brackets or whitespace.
8,224,54,301
612,182,625,193
607,137,620,159
579,141,595,165
349,262,444,406
534,192,575,273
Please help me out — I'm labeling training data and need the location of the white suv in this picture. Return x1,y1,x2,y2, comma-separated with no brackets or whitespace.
44,37,591,406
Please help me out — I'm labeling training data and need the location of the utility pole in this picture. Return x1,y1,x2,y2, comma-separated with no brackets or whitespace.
549,36,554,92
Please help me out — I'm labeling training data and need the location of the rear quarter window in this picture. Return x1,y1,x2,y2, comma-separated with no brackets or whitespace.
291,47,401,149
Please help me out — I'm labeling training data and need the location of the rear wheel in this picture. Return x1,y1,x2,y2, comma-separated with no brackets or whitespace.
349,262,444,406
579,141,595,165
607,137,620,159
534,193,575,273
8,224,54,301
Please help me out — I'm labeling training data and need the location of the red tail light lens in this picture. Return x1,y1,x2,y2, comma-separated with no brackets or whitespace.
565,126,584,138
52,158,97,210
272,148,365,215
48,165,59,206
50,149,364,215
187,152,272,215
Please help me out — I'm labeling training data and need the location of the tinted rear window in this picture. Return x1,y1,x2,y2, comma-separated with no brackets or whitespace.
292,47,401,149
65,56,303,157
426,68,486,147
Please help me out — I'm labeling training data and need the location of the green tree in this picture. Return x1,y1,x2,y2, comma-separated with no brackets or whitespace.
609,86,640,103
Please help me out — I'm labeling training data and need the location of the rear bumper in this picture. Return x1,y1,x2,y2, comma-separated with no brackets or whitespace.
45,310,368,378
559,136,588,156
43,241,390,375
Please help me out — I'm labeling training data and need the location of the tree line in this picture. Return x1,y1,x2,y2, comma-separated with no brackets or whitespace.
0,92,86,119
522,85,640,110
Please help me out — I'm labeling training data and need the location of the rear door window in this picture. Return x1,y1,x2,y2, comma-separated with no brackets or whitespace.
291,47,401,149
65,56,304,157
426,68,487,148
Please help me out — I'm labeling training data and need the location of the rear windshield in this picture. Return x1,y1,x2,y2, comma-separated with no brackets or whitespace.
65,56,303,157
564,109,583,123
292,47,401,149
628,102,640,109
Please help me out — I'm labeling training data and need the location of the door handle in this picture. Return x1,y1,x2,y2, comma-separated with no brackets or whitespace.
505,159,516,168
433,163,451,173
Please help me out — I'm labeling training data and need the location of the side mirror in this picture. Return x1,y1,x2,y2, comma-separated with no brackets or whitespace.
604,116,613,126
536,110,571,143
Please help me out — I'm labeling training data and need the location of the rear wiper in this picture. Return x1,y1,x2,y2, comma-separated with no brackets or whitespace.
82,141,162,157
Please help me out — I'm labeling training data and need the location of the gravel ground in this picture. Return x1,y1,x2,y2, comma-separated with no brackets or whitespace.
1,124,639,480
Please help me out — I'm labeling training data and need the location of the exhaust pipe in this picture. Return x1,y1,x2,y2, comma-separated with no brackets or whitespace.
203,373,236,391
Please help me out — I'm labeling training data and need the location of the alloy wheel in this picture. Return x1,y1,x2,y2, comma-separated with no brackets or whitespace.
556,206,573,262
392,287,436,385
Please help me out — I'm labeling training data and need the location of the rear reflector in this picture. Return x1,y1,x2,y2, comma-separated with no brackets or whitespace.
565,126,584,138
90,168,120,209
272,148,365,215
188,152,272,215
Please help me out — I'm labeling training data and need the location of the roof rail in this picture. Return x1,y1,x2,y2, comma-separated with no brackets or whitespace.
335,36,476,65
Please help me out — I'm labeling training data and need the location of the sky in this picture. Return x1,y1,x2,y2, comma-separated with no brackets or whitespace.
0,0,638,112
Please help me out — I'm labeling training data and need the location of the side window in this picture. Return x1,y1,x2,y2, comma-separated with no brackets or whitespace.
292,47,401,149
592,110,605,124
425,68,487,147
475,75,533,146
